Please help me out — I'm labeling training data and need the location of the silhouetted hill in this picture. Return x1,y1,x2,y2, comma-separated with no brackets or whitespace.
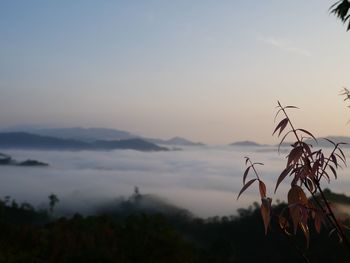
3,126,205,146
146,137,205,146
0,152,49,166
303,136,350,147
0,132,89,150
230,140,262,147
93,138,168,151
0,132,168,151
3,127,136,142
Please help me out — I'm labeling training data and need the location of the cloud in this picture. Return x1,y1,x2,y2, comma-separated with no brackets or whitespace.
258,36,311,57
2,147,349,217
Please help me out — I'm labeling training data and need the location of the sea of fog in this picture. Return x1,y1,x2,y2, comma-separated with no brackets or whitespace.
1,146,350,218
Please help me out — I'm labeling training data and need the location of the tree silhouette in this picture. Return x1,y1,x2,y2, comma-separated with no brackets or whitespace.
48,193,59,214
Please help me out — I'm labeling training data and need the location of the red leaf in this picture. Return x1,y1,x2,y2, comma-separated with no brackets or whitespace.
275,165,292,193
260,199,271,235
237,179,257,200
314,211,323,234
259,180,267,198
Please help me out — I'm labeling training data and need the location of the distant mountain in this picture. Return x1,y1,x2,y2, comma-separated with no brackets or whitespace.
3,127,136,142
0,132,168,151
93,139,168,151
146,137,205,146
230,140,262,147
302,136,350,148
2,126,205,146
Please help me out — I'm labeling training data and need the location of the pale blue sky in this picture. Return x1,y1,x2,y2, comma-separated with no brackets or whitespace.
0,0,349,143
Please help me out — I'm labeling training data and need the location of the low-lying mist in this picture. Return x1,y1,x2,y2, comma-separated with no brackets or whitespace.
1,146,350,217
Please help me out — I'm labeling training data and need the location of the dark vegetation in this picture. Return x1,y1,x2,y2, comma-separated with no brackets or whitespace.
0,153,48,167
0,189,349,263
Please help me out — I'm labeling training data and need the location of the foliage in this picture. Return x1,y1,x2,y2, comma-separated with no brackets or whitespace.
237,102,350,261
331,0,350,31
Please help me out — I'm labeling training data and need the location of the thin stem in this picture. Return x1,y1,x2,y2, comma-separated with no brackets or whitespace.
315,182,350,248
248,159,261,181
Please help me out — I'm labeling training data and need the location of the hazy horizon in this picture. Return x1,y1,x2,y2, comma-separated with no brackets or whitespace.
1,1,350,144
0,146,348,218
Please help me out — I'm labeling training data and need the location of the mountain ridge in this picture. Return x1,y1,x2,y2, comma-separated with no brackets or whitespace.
0,132,168,151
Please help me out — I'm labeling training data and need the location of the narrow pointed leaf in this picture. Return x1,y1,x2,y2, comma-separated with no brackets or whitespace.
337,147,347,162
259,180,267,198
273,118,288,136
284,106,299,109
330,154,338,168
324,138,336,146
237,179,257,200
243,166,251,185
297,129,317,143
278,130,293,152
329,165,337,179
275,165,292,193
260,201,271,235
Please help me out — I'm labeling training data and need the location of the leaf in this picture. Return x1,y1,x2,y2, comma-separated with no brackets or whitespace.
260,199,271,235
274,108,283,122
275,165,292,193
324,138,336,146
322,171,331,183
314,211,323,234
278,130,293,152
284,106,299,109
335,153,346,166
237,179,257,200
243,166,251,185
329,165,337,179
288,186,308,234
337,147,347,163
306,178,315,193
296,129,317,143
278,215,291,235
273,118,289,137
289,204,301,234
259,180,266,198
301,142,312,157
287,146,303,167
288,185,308,205
330,154,338,168
300,222,310,248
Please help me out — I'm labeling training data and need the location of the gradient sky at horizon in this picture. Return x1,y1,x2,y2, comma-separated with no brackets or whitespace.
1,0,350,144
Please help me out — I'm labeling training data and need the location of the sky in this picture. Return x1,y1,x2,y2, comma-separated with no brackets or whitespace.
1,0,350,144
